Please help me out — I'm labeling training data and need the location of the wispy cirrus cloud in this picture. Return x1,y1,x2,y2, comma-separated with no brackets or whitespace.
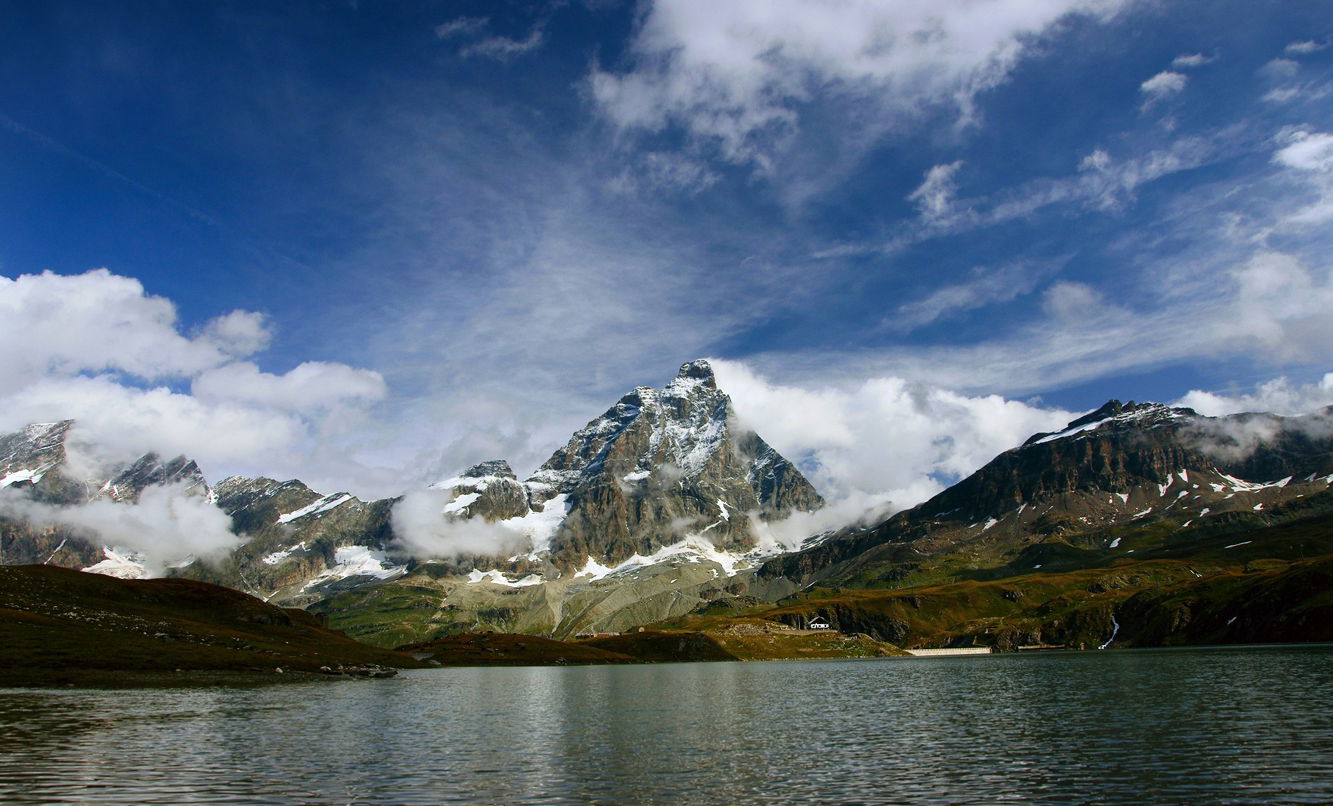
1140,70,1188,111
907,161,965,225
835,127,1249,260
434,14,546,61
1171,52,1214,69
886,259,1064,333
1285,40,1330,56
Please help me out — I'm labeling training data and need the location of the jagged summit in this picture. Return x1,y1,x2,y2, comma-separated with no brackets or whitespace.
0,420,73,492
1022,399,1194,447
424,359,822,569
673,358,718,388
96,453,208,503
459,459,517,480
0,419,218,575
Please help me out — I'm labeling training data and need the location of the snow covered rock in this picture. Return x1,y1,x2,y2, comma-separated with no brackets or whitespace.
517,359,822,568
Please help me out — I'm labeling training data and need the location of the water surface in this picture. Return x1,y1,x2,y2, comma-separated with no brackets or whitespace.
2,645,1331,804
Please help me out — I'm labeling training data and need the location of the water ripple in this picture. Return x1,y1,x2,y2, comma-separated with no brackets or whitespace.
1,645,1331,804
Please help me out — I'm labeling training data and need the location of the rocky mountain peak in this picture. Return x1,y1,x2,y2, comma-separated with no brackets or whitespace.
0,419,74,490
459,459,517,480
514,360,823,567
1022,399,1194,447
96,453,208,503
670,358,718,390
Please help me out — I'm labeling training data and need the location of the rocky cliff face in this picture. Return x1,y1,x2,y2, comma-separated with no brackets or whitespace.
0,421,87,506
521,359,823,568
762,400,1333,585
0,421,212,571
435,460,531,522
188,475,403,605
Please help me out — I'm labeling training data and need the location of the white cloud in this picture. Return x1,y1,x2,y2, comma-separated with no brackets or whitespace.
1285,40,1329,56
1175,374,1333,418
390,489,526,559
0,482,241,576
1079,148,1112,172
1175,378,1333,464
1139,70,1188,110
192,361,386,410
766,114,1333,400
1042,281,1111,324
0,269,391,496
461,29,545,61
199,310,272,357
0,269,252,387
4,376,306,472
590,0,1129,167
434,17,487,39
880,133,1232,248
609,151,720,195
743,238,1333,401
1274,129,1333,172
434,14,546,61
1260,58,1300,79
1171,53,1213,69
711,359,1074,523
888,259,1060,332
1220,251,1333,360
1273,128,1333,225
908,161,965,223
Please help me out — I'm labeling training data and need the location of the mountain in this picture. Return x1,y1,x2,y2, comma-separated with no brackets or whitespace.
0,420,81,504
307,359,826,639
760,400,1333,587
0,421,212,574
700,400,1333,651
519,358,822,568
4,378,1331,654
0,360,822,638
97,453,208,503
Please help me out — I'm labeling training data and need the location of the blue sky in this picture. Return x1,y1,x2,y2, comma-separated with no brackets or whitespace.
2,0,1332,518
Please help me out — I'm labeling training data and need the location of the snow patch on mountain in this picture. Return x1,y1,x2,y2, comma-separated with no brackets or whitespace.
82,547,147,579
302,546,403,590
466,569,543,587
0,467,44,488
262,542,308,565
442,492,481,515
576,535,756,580
277,492,352,524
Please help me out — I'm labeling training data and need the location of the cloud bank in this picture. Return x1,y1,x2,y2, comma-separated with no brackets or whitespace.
0,269,390,496
390,489,527,560
0,482,241,575
712,359,1075,530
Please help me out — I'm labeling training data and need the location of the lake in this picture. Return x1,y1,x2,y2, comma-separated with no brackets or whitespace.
2,645,1331,804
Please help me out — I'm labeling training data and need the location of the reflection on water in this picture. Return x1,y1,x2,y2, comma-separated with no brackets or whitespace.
2,645,1332,804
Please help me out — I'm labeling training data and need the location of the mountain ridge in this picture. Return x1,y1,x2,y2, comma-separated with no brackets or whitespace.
2,368,1332,649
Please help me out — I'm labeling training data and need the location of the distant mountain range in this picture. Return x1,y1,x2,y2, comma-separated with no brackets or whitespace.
2,361,1331,650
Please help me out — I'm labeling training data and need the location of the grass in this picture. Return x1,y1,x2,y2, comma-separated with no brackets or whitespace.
0,565,424,688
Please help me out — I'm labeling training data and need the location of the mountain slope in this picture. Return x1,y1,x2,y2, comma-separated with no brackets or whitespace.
0,564,422,686
759,400,1333,590
0,422,214,573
